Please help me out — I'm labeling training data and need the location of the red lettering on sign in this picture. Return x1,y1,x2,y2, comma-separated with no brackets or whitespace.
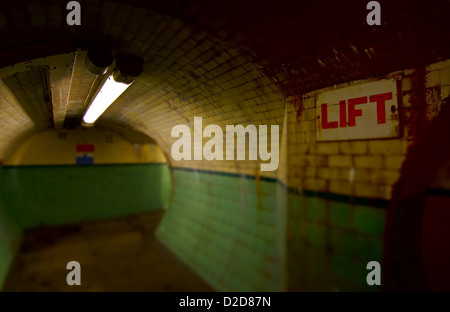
370,92,392,124
348,96,367,127
321,104,338,129
339,100,347,128
76,144,95,153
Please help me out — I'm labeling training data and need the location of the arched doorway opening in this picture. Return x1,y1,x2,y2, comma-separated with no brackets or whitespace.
0,126,214,291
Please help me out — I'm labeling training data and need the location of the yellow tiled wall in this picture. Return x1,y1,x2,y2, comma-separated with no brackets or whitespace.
284,59,450,199
4,127,167,166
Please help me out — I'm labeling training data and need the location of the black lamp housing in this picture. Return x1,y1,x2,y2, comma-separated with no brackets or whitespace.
113,56,144,85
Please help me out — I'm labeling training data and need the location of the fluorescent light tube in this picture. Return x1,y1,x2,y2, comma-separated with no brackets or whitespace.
82,75,132,124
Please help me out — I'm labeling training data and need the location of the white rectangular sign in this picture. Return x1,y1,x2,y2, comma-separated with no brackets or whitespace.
316,79,399,141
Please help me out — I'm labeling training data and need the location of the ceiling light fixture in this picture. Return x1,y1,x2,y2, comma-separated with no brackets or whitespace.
82,53,143,125
82,74,132,124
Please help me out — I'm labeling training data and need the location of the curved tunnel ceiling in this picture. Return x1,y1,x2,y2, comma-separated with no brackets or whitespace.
0,0,449,163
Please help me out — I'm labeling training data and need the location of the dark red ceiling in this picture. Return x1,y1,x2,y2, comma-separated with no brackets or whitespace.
0,0,449,96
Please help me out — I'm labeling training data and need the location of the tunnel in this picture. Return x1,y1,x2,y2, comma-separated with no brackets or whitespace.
0,0,449,292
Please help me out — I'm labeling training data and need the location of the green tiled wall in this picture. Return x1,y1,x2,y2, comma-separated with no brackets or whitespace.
157,168,386,291
0,206,21,290
0,164,171,228
288,192,386,291
156,169,286,292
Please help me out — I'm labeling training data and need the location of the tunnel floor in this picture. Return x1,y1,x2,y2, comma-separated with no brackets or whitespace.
3,210,213,292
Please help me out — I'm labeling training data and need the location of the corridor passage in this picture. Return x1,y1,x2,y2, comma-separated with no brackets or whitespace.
0,0,449,292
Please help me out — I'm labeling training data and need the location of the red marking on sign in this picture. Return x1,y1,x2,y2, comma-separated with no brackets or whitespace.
321,92,394,128
76,144,95,153
347,96,367,127
316,79,398,141
321,104,338,129
339,100,347,128
370,92,393,124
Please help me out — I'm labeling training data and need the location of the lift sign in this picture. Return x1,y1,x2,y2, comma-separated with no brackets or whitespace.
316,79,399,141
